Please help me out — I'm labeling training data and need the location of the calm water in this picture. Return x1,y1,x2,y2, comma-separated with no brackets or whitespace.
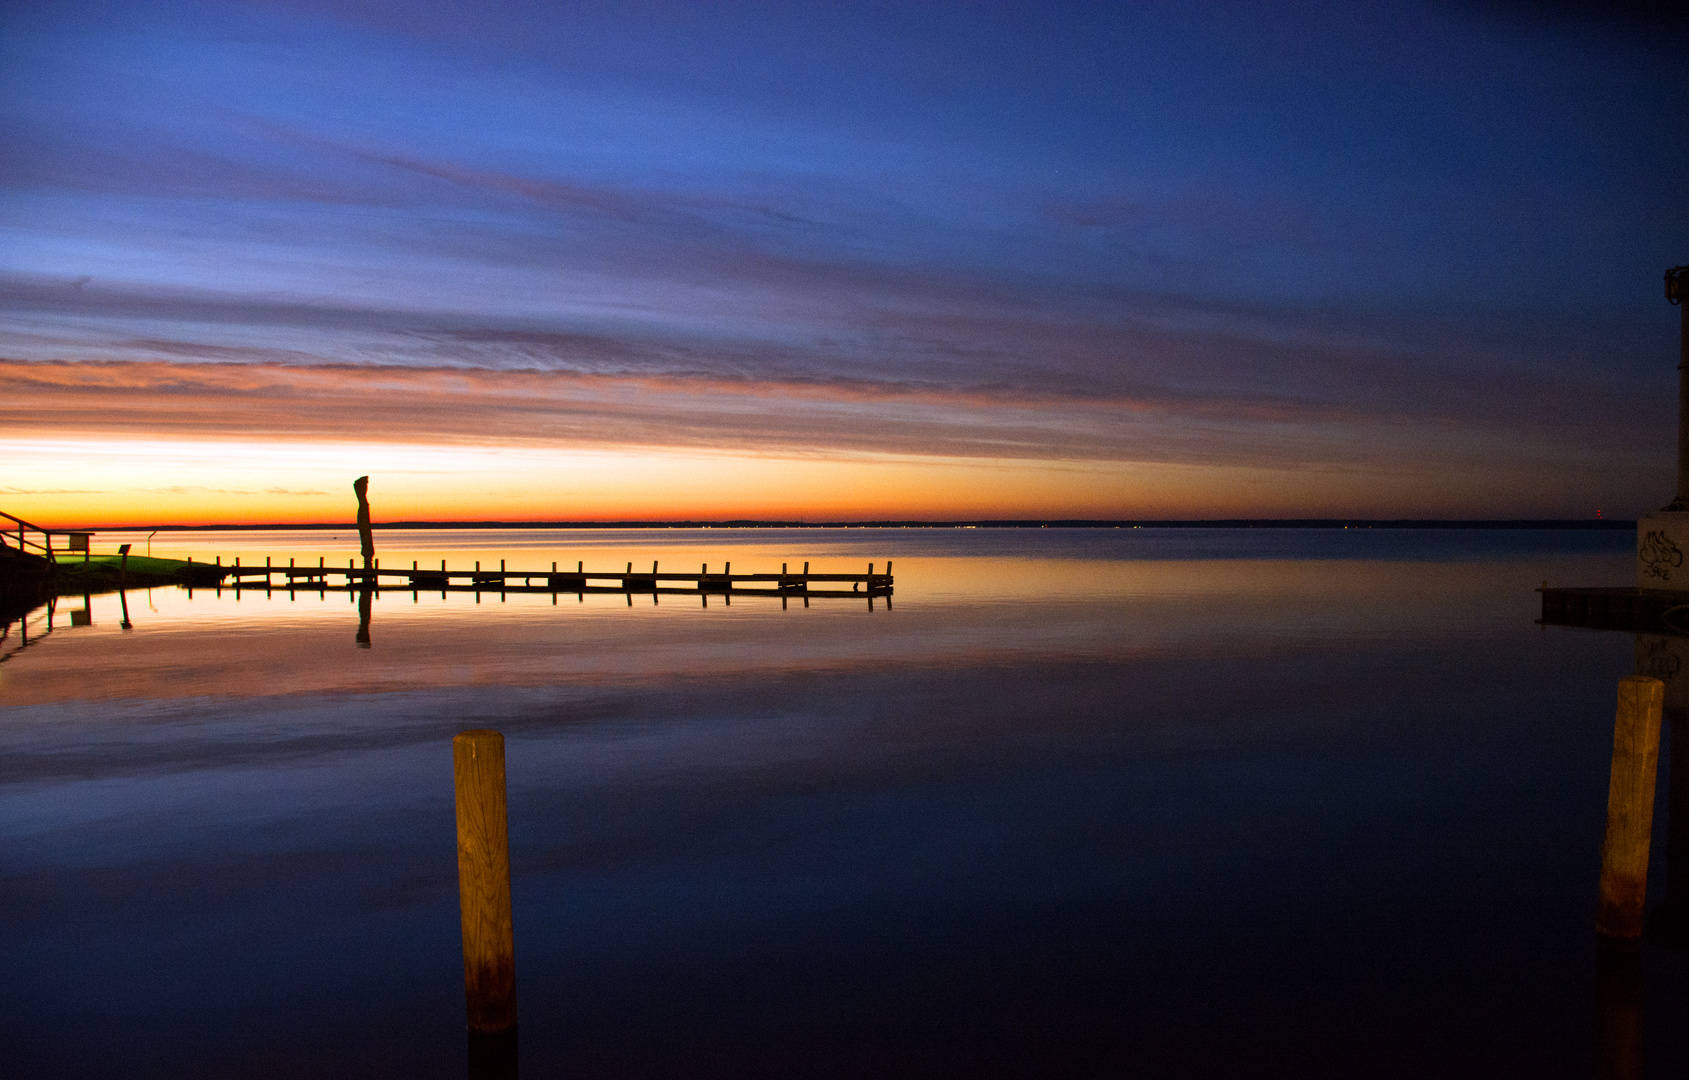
3,528,1684,1077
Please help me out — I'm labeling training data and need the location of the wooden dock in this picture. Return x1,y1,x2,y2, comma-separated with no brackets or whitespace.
1539,586,1689,635
198,558,894,603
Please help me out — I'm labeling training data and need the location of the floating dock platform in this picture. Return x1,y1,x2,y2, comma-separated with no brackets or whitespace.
1538,586,1689,635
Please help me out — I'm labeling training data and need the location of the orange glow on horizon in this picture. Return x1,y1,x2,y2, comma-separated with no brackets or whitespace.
0,435,1577,528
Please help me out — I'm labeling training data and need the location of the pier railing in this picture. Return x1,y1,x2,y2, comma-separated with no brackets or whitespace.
0,510,64,563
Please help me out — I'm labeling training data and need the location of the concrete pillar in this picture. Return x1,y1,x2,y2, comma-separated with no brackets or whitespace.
1634,268,1689,587
1670,268,1689,509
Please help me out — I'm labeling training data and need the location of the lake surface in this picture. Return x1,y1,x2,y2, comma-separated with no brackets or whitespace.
3,527,1685,1077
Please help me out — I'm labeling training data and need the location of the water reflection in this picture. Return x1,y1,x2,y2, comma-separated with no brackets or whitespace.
466,1030,518,1080
1595,939,1643,1080
1634,634,1689,945
357,585,372,649
0,533,1616,710
0,595,53,664
10,528,1682,1077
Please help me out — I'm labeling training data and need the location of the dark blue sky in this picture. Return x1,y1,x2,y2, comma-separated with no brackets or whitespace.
2,0,1687,520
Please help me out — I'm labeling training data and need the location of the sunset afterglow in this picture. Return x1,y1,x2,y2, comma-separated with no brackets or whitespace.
3,2,1685,525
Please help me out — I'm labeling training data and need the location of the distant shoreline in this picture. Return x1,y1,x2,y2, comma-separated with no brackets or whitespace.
55,518,1638,532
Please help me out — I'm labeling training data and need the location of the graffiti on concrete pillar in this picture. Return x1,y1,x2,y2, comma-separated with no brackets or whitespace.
1641,529,1684,581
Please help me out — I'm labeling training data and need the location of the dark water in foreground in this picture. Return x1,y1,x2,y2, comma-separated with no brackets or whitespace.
2,528,1684,1078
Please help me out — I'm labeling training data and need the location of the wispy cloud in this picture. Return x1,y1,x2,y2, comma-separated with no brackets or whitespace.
141,486,328,496
1,1,1683,515
0,356,1655,484
0,272,1650,428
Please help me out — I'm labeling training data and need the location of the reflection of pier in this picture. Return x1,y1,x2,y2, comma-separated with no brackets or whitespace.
0,591,116,664
0,595,57,664
202,559,894,605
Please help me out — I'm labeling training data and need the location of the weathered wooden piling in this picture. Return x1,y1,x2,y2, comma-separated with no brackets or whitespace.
1597,675,1665,939
454,730,517,1033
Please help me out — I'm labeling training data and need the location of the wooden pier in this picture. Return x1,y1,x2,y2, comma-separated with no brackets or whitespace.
199,558,894,603
1539,586,1689,636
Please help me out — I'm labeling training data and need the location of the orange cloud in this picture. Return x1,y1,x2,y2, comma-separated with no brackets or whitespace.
0,357,1344,465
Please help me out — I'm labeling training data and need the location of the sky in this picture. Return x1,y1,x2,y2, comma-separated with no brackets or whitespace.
2,0,1686,525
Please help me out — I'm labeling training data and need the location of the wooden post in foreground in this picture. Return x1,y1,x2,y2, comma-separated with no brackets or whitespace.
454,730,517,1033
1597,675,1665,938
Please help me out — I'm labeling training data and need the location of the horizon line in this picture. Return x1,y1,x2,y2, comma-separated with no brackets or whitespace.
46,517,1638,532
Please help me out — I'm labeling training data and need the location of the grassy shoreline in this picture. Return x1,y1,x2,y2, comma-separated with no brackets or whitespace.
2,552,226,614
49,554,226,592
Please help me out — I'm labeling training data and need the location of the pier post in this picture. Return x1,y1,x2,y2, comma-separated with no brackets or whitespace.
1597,675,1665,938
454,730,518,1034
118,545,132,629
1636,633,1689,942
